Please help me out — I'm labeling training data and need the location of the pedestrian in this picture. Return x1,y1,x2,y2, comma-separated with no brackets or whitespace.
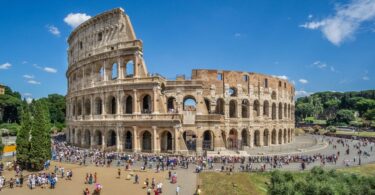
176,185,180,195
134,174,139,184
117,168,121,178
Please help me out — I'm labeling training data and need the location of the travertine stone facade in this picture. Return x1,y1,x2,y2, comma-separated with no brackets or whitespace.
66,8,295,154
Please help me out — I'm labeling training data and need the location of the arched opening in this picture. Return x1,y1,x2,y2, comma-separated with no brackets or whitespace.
77,100,82,116
271,91,277,100
278,129,283,144
288,129,291,143
141,131,152,152
272,103,276,120
142,95,152,113
228,129,238,150
263,129,270,146
124,131,133,151
183,96,196,111
228,87,237,97
111,63,118,80
271,129,277,144
94,97,102,115
204,98,211,113
94,130,102,146
99,66,104,81
229,100,237,118
284,103,287,118
72,128,75,144
241,129,248,146
125,96,133,114
254,130,260,146
107,96,117,114
76,130,82,146
284,129,287,144
215,98,225,115
242,99,249,118
84,99,91,115
84,130,91,147
167,97,177,113
124,60,134,78
221,130,227,148
278,102,283,119
160,131,173,152
263,100,269,117
253,100,260,117
288,104,291,119
202,130,214,151
183,130,196,151
107,130,117,147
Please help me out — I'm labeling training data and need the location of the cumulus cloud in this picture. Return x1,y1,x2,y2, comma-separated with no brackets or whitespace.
28,80,41,85
23,74,34,79
295,90,313,98
299,0,375,45
46,25,60,36
43,67,57,73
0,62,11,70
272,75,288,80
299,79,309,84
64,13,91,28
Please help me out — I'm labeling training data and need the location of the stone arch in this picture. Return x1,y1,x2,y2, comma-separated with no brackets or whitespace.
288,104,291,119
77,100,82,116
160,130,173,152
141,130,152,152
242,99,249,118
228,87,237,97
141,94,152,113
183,130,197,151
76,129,82,146
107,95,117,114
283,129,287,143
124,60,134,78
83,129,91,147
72,128,76,144
111,62,118,80
253,100,260,117
288,129,291,143
94,130,103,146
272,103,276,120
284,103,287,119
221,130,227,148
106,130,117,147
202,130,214,151
241,129,249,147
271,91,277,100
278,129,283,144
183,96,197,111
278,102,283,119
263,129,269,146
229,100,237,118
263,100,269,117
271,129,277,144
167,96,177,113
204,98,211,114
84,98,91,115
215,98,225,115
123,130,133,151
254,130,261,146
94,97,102,115
228,129,238,150
125,95,133,114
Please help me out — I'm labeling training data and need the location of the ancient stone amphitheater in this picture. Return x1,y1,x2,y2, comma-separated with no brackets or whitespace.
66,8,295,154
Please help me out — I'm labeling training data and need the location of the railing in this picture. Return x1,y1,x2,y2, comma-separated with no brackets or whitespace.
70,113,182,121
196,114,224,122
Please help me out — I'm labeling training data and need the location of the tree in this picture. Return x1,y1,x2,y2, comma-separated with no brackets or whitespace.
323,98,341,120
0,134,3,158
364,109,375,121
16,104,31,168
29,101,51,170
296,102,314,121
355,99,375,116
335,109,355,125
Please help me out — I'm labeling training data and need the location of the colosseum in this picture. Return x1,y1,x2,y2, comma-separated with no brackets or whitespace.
65,8,295,154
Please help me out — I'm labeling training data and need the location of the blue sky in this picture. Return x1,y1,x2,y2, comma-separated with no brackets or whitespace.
0,0,374,101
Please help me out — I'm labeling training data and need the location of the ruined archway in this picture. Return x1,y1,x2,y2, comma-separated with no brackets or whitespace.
141,131,152,152
202,130,214,151
229,100,237,118
254,130,260,146
183,130,196,151
160,131,173,152
263,129,269,146
124,131,133,151
228,129,238,150
216,98,225,115
107,130,117,147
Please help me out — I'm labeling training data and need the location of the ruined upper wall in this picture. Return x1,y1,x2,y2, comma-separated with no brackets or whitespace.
191,69,295,100
67,8,138,66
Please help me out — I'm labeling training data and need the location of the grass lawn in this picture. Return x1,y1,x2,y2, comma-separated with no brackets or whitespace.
335,130,375,137
337,163,375,176
198,172,270,195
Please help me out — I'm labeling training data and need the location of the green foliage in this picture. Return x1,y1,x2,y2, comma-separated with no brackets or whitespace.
16,105,32,168
0,134,3,156
335,109,355,124
355,99,375,116
326,126,336,133
0,86,22,123
29,101,51,170
268,167,375,195
364,109,375,121
0,123,21,136
38,94,66,124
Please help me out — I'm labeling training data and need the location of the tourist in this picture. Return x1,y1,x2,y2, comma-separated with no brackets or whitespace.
83,187,90,195
134,174,139,184
117,168,121,178
176,185,181,195
195,185,202,195
89,173,93,184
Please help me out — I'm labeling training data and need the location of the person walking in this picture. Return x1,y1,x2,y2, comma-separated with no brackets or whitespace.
176,185,181,195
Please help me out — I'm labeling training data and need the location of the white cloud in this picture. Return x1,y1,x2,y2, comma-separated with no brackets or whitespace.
64,13,91,28
23,74,34,79
33,64,42,69
299,0,375,45
0,62,11,70
308,14,313,19
312,61,327,69
26,97,33,104
46,25,60,36
295,90,313,98
272,75,288,80
23,93,32,97
43,67,57,73
362,76,370,80
299,79,308,84
28,80,41,85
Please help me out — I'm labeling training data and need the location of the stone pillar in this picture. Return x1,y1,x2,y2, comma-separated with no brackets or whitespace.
90,95,94,119
133,89,139,114
81,96,85,117
133,126,139,152
102,93,106,115
237,100,242,118
90,133,94,149
116,127,121,152
259,130,264,146
102,130,106,150
117,58,123,79
103,60,107,81
249,129,254,148
133,56,138,78
174,127,179,152
152,126,159,153
152,87,159,114
116,91,121,115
